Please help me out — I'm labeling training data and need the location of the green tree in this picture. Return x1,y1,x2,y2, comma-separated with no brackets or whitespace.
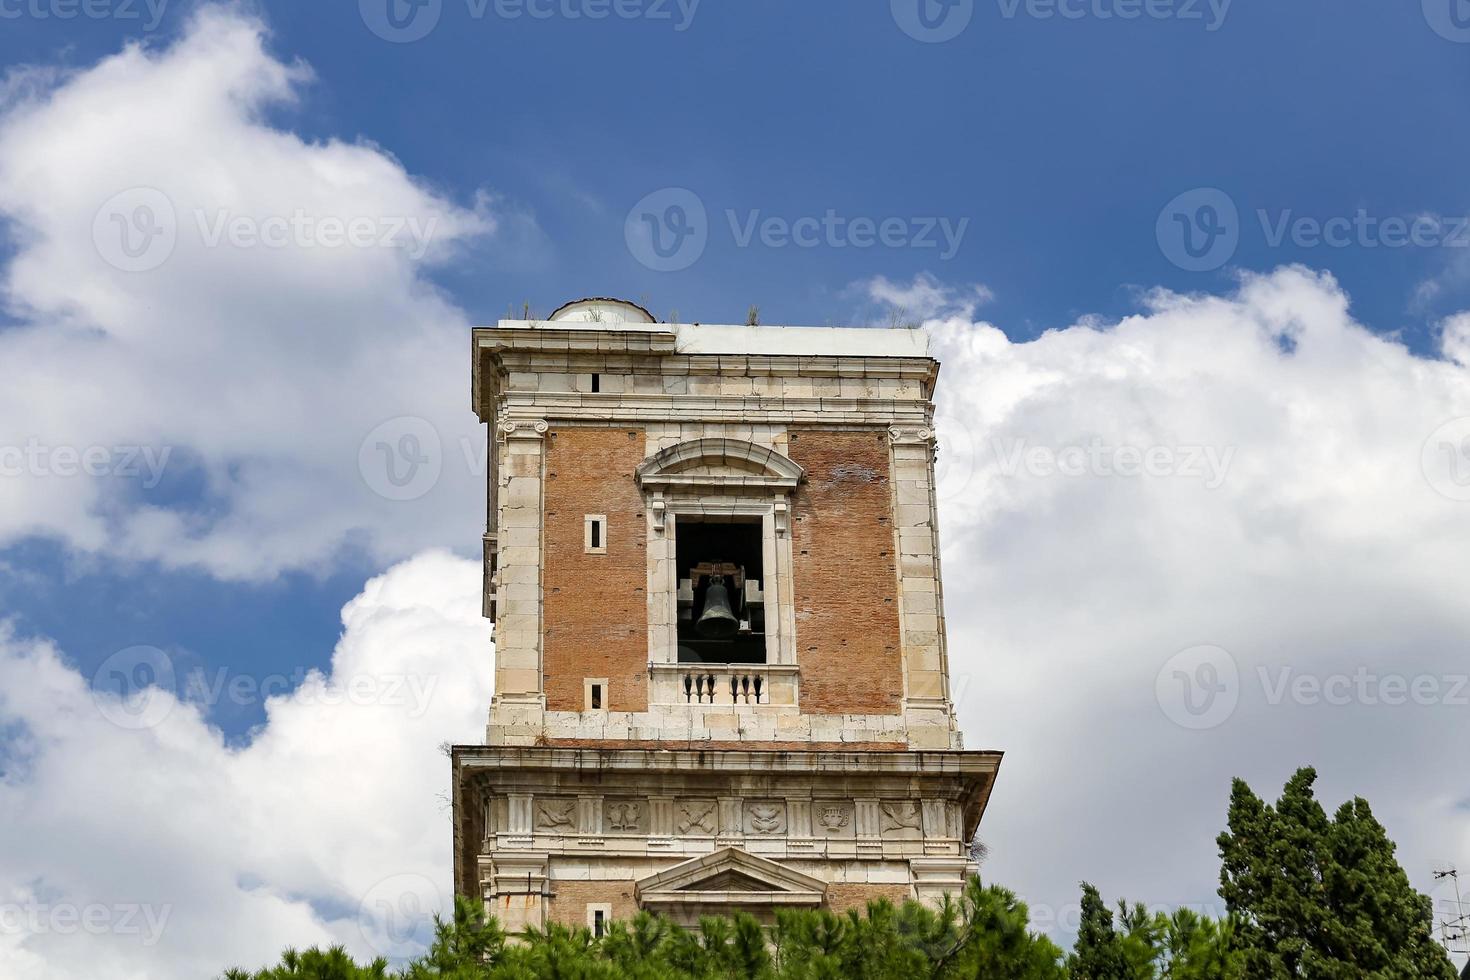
221,946,391,980
1217,767,1455,979
1069,883,1136,980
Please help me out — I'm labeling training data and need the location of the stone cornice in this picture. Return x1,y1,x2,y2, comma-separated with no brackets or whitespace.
453,745,1000,776
489,395,934,428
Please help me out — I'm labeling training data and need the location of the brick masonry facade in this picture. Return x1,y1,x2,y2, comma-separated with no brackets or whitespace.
788,428,904,716
543,426,649,713
457,303,1001,936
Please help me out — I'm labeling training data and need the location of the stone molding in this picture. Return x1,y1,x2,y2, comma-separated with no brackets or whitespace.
634,847,827,913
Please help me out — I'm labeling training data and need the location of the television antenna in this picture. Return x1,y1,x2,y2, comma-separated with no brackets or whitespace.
1433,864,1469,964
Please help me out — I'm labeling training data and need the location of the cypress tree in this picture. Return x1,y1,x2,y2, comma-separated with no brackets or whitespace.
1217,766,1456,978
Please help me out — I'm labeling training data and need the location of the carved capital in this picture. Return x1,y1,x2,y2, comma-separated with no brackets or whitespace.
498,419,549,440
888,425,935,446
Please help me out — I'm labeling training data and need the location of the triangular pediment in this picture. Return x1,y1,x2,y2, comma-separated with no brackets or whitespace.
635,847,826,910
678,869,771,892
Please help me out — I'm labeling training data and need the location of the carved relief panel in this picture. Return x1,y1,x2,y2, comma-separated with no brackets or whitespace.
744,801,787,835
677,800,717,836
814,802,855,838
603,799,648,834
880,801,923,840
534,797,577,833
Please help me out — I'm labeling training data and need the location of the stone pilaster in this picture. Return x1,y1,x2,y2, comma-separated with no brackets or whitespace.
488,419,548,744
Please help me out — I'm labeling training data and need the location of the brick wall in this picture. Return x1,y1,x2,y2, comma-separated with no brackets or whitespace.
543,426,648,712
787,429,904,716
826,882,915,913
548,880,640,928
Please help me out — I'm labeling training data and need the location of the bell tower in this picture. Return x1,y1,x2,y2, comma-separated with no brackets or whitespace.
452,298,1002,933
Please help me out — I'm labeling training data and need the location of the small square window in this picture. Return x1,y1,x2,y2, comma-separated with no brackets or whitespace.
584,515,607,555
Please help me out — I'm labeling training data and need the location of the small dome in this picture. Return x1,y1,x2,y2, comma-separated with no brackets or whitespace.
547,297,655,324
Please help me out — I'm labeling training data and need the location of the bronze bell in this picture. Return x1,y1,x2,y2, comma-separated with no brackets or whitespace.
695,574,739,639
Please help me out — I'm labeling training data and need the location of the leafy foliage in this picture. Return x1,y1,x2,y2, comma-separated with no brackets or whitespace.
228,769,1457,979
1218,767,1456,979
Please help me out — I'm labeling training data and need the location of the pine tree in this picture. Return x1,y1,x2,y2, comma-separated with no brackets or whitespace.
1069,882,1136,980
1217,766,1456,978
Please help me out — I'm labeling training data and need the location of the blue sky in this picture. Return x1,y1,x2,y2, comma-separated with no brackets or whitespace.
6,0,1467,341
3,2,1470,974
6,2,1470,738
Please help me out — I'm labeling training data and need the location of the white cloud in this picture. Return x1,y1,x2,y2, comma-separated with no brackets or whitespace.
856,271,993,323
0,548,492,980
922,266,1470,937
0,4,496,580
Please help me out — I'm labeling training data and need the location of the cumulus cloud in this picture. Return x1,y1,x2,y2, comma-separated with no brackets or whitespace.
0,4,495,580
923,266,1470,937
0,549,492,980
856,270,993,323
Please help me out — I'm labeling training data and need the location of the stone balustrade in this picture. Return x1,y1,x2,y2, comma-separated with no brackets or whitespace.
648,663,800,708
